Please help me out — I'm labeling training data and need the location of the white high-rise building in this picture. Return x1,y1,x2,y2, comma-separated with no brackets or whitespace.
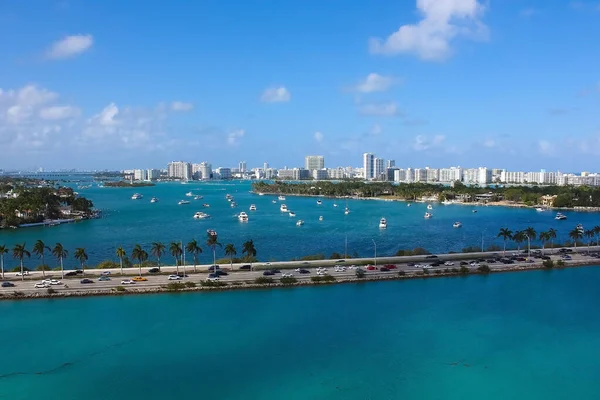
387,160,396,168
215,167,231,180
305,155,325,171
439,167,463,183
239,161,247,173
374,158,385,180
263,162,269,172
478,167,492,185
133,169,145,181
168,161,192,180
198,162,212,180
146,169,161,181
363,153,375,180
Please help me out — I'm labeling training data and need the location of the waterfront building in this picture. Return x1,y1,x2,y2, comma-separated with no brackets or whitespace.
387,160,396,168
386,167,398,182
133,169,145,181
425,167,439,183
312,168,328,180
215,167,232,180
239,161,247,173
393,169,406,182
305,155,325,171
277,169,294,180
197,162,212,180
439,167,463,183
413,168,426,182
327,167,347,180
168,161,193,180
146,169,161,181
478,167,492,185
375,158,385,180
363,153,375,180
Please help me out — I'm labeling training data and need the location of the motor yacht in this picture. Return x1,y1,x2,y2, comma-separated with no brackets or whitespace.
555,212,567,220
238,212,249,222
453,222,462,228
178,200,190,205
278,195,286,201
280,204,289,212
202,203,210,207
407,203,412,207
272,200,277,204
296,220,304,226
230,202,237,208
535,207,544,212
333,203,338,207
194,195,203,200
424,212,433,219
225,194,233,200
319,216,323,221
577,223,584,233
131,193,143,200
427,204,433,210
185,192,193,197
472,209,478,213
193,212,210,219
317,200,322,205
344,207,350,215
249,204,257,211
289,211,296,217
379,217,387,229
150,197,159,203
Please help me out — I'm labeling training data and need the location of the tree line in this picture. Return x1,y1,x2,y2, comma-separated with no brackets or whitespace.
496,224,600,253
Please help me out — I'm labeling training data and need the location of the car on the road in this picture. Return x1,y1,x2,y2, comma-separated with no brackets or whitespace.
148,268,160,273
168,275,181,280
240,264,251,270
208,265,220,272
75,270,84,274
407,262,415,267
98,276,111,281
264,262,272,266
281,273,293,278
132,276,148,282
384,264,397,269
2,281,15,287
121,279,135,284
460,261,469,266
302,261,310,265
16,271,30,276
469,261,480,267
207,275,220,281
444,261,455,266
101,271,111,276
34,282,49,288
561,255,572,260
379,267,390,272
298,269,310,274
430,261,443,267
336,260,346,263
263,270,275,276
515,257,526,262
50,279,62,285
366,265,376,271
80,279,94,284
177,273,189,278
65,271,77,277
270,269,281,274
541,255,551,260
425,255,438,259
215,270,228,277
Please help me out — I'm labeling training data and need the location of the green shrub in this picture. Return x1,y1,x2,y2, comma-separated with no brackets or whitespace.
477,264,491,274
459,266,469,275
184,281,197,288
433,269,442,274
11,266,30,272
311,275,336,283
200,280,227,287
166,282,184,291
543,260,554,269
280,276,298,285
95,260,119,269
423,268,429,274
254,277,274,284
451,268,459,273
300,253,325,261
231,281,243,286
114,286,126,292
556,260,565,268
46,288,56,294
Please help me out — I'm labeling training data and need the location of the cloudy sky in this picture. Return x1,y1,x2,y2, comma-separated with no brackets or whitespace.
1,0,599,171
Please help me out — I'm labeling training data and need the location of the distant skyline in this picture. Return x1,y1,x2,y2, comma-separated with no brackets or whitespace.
1,0,600,170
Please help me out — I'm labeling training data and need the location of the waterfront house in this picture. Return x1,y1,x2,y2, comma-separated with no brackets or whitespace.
541,195,557,207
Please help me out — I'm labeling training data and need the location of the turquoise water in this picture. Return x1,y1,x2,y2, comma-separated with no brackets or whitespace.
0,180,598,267
2,267,600,399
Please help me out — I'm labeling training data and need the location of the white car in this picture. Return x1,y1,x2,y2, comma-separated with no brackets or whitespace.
207,276,220,281
317,271,326,276
281,273,293,278
34,282,49,288
101,271,111,276
50,279,62,285
469,262,480,267
444,261,455,266
121,279,135,285
16,271,30,276
348,265,357,270
168,275,181,280
334,266,346,272
41,279,52,284
294,268,301,272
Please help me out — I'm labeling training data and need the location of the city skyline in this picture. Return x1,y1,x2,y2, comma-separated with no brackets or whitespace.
1,1,600,170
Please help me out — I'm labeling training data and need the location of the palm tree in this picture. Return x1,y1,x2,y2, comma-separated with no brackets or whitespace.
584,229,595,253
539,231,550,254
52,243,68,279
131,244,148,276
185,239,202,273
116,246,126,275
224,243,237,270
513,231,525,251
594,226,600,246
74,248,88,274
497,228,513,255
12,243,30,281
242,239,257,270
524,226,537,241
151,242,165,271
0,244,8,280
548,228,557,251
569,228,583,250
32,239,51,277
206,232,222,267
169,242,183,275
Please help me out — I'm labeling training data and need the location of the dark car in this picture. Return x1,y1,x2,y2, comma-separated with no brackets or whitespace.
65,271,77,277
208,265,220,272
425,255,438,259
240,264,251,270
177,273,189,278
298,269,310,274
516,257,526,262
75,270,84,274
407,262,415,267
2,281,15,287
80,279,93,284
270,269,281,274
379,267,390,272
208,273,218,279
148,267,160,273
430,261,443,267
263,270,275,276
215,270,228,277
541,255,551,260
485,259,497,264
460,261,468,266
336,260,346,263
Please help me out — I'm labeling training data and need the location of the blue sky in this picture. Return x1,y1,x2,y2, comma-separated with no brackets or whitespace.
0,0,599,171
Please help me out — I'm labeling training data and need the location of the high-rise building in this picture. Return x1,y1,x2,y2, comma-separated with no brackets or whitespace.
199,162,212,180
146,169,161,181
305,155,325,171
312,169,328,180
215,167,231,180
375,158,385,180
363,153,375,180
387,160,396,168
133,169,145,181
263,162,269,172
239,161,247,173
168,161,192,180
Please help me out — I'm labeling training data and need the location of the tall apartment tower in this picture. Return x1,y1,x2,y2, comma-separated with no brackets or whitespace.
363,153,375,180
167,161,192,180
305,155,325,171
374,157,385,180
239,161,247,173
386,160,396,168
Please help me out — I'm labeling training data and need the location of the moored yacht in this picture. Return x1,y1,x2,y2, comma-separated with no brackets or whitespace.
272,200,277,204
407,203,412,207
289,211,296,217
424,212,432,219
194,195,203,200
453,221,462,228
278,195,286,201
555,212,567,220
319,216,323,221
317,200,322,205
185,192,193,197
178,200,190,205
150,197,159,203
225,194,233,200
296,220,304,226
131,193,143,200
280,204,289,212
249,204,257,211
344,207,350,215
535,207,544,212
193,212,210,219
238,212,249,222
333,203,338,207
379,217,387,229
230,202,237,208
427,204,433,210
472,209,478,213
202,203,210,208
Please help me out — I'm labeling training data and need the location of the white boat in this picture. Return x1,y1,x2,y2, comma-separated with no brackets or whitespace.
249,204,257,211
289,211,296,217
230,202,237,208
442,200,452,205
150,197,159,203
317,200,322,205
194,195,203,200
280,204,289,212
424,212,432,219
555,212,567,220
225,194,233,199
296,220,304,226
178,200,190,205
453,222,462,228
193,212,210,219
535,207,544,212
202,203,210,208
207,229,217,237
427,204,433,210
472,210,478,213
333,203,338,207
258,193,264,196
185,192,193,197
131,193,143,200
344,207,350,215
319,216,323,221
576,223,584,232
407,203,412,207
379,217,387,229
238,212,249,222
278,195,286,201
272,200,277,204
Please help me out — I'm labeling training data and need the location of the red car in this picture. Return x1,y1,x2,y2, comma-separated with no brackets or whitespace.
384,264,397,269
366,265,376,271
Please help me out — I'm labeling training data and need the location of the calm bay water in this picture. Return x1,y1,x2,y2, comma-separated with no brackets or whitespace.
2,266,600,399
0,180,599,268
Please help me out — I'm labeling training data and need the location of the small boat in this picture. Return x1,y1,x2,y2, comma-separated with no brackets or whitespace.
333,203,338,207
193,212,210,219
194,195,203,200
131,193,143,200
225,194,233,199
230,202,237,208
555,212,567,220
344,207,350,215
249,204,257,211
238,212,249,222
407,203,412,207
442,200,452,205
453,222,462,228
202,203,210,208
319,216,323,221
207,229,217,237
535,207,544,212
272,200,277,204
178,200,190,205
424,212,432,219
576,223,584,232
185,192,193,197
227,198,233,202
472,210,478,213
296,220,304,226
280,204,289,212
258,193,264,196
427,204,433,210
150,197,159,203
379,217,387,229
289,211,296,217
278,195,286,201
317,200,322,205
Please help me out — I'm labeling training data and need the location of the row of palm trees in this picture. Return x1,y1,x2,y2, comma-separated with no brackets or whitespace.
497,224,600,254
0,236,258,280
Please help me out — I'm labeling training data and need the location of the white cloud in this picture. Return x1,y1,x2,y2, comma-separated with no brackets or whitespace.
369,124,382,136
358,102,402,117
369,0,487,61
413,134,446,151
482,138,496,148
314,131,324,143
260,86,291,103
47,34,94,59
39,105,80,120
354,73,398,93
227,129,245,146
171,101,193,111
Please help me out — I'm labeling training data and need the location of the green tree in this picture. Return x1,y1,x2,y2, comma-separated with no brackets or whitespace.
584,229,595,252
539,231,550,254
224,243,237,270
131,244,148,276
569,228,583,249
497,228,513,255
12,243,30,280
595,226,600,246
74,247,88,274
32,239,51,278
513,231,525,251
169,242,183,275
185,239,202,273
524,226,537,241
52,243,68,279
547,228,557,250
0,244,8,280
151,242,165,271
242,239,257,270
116,246,126,275
206,232,222,267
